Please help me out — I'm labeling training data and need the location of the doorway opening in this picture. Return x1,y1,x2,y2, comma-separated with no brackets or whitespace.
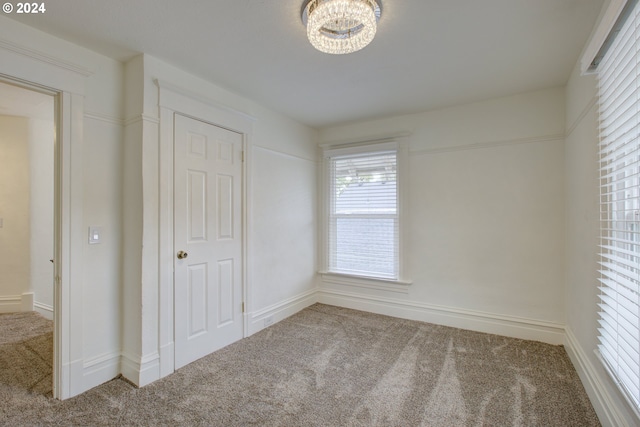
0,79,57,396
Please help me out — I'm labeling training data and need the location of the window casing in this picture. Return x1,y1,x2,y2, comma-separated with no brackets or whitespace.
323,141,406,282
596,0,640,414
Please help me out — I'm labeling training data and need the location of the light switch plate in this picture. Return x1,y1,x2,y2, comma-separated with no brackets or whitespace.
88,226,103,244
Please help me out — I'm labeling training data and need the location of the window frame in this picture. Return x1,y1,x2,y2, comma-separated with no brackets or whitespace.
594,0,640,417
319,138,411,289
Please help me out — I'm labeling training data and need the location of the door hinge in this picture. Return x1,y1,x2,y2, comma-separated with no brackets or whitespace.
241,151,245,162
242,302,245,313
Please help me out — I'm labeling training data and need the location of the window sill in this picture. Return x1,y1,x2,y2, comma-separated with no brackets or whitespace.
318,271,412,294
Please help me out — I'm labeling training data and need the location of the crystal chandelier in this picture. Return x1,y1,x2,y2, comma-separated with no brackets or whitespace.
302,0,382,55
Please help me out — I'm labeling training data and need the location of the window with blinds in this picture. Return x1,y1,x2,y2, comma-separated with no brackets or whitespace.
327,148,398,280
596,0,640,413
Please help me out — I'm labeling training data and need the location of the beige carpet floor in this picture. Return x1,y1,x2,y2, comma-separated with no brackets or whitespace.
0,311,53,398
1,304,600,426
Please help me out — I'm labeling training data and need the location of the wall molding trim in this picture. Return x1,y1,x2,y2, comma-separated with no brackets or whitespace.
317,288,565,345
82,352,121,392
564,327,634,427
0,39,93,78
21,292,34,312
0,293,35,313
123,113,160,127
65,357,85,397
34,301,53,312
320,273,411,294
34,301,54,320
121,351,161,387
410,134,565,156
85,111,125,127
566,95,598,138
155,79,256,123
248,289,318,336
0,295,21,313
247,286,567,344
159,342,174,379
120,353,139,386
320,133,412,149
253,144,316,164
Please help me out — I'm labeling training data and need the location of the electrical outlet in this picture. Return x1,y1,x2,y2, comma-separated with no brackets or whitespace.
263,316,274,327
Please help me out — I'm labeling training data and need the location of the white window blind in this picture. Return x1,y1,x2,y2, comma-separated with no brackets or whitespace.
327,148,398,279
597,0,640,413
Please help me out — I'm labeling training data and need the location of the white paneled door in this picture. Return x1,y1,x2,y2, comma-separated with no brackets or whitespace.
174,114,243,369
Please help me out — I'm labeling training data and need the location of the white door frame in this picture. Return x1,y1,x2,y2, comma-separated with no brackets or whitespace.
157,79,254,378
0,45,89,399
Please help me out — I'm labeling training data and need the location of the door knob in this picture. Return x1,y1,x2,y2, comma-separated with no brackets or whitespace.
177,251,188,260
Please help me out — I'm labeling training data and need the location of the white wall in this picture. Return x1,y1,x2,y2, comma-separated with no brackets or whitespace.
249,104,318,320
0,113,55,316
0,15,124,396
121,54,318,386
0,15,316,394
0,116,31,310
81,115,123,367
252,145,316,311
29,116,55,319
318,88,567,344
564,60,639,426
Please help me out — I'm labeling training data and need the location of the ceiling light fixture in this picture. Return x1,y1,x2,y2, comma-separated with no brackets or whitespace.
302,0,382,55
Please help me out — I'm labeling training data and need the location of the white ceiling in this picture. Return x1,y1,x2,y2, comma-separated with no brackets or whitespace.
9,0,604,128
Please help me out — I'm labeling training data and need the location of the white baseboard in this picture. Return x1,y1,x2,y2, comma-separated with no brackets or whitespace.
0,295,22,313
120,353,138,386
564,328,637,427
34,301,54,320
21,292,34,311
138,352,161,387
159,342,174,379
248,289,318,336
82,352,121,392
0,293,34,313
66,357,86,399
121,352,160,387
317,289,565,345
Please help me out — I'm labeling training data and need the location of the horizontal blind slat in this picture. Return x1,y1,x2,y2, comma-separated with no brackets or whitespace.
597,1,640,413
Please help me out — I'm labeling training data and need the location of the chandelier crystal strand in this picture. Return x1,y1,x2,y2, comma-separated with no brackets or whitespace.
306,0,378,54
